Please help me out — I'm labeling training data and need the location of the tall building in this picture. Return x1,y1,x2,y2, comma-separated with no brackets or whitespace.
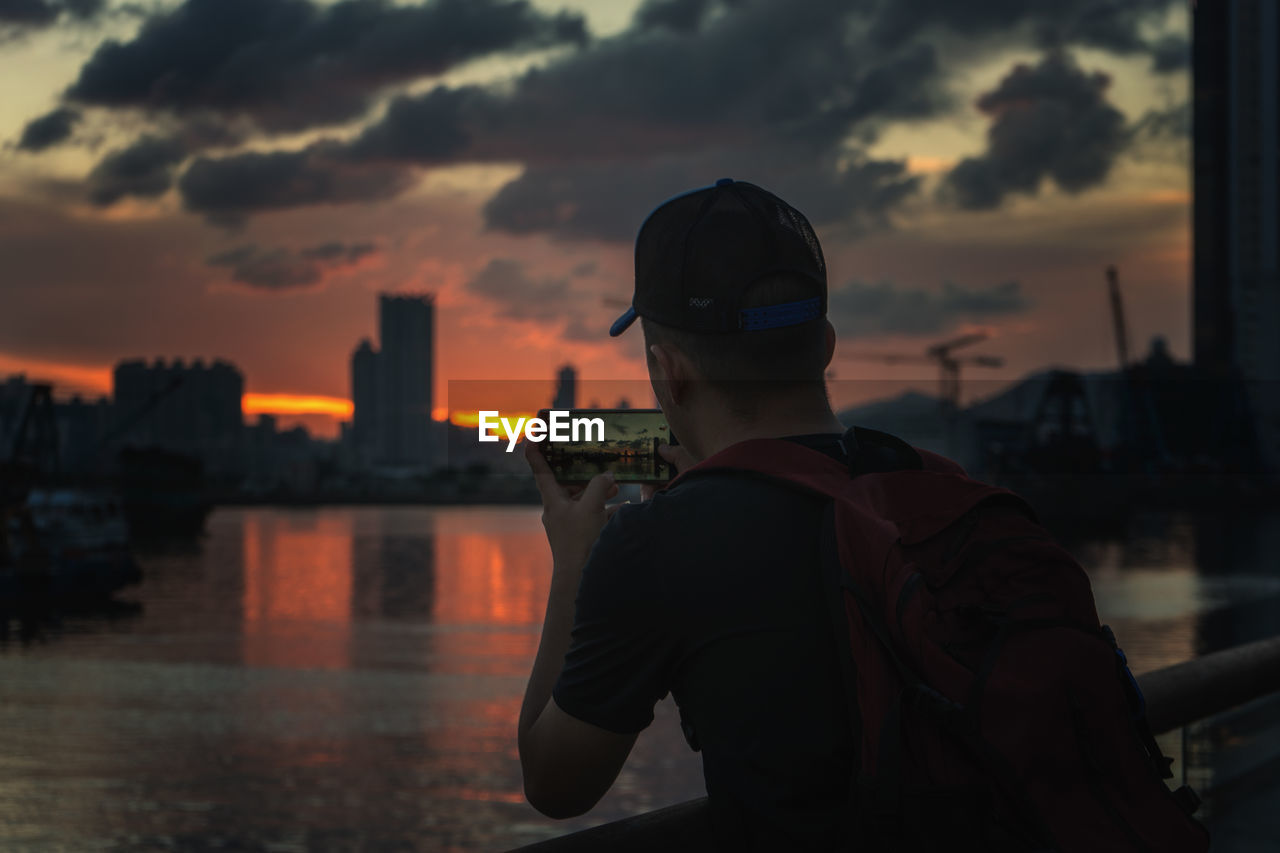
1193,0,1280,467
379,293,435,466
552,364,577,410
350,338,380,464
111,358,244,475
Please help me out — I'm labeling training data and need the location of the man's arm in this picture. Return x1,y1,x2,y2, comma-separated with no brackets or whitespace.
518,443,637,819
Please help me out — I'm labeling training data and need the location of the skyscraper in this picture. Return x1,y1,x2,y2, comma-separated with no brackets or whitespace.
1193,0,1280,467
552,364,577,410
111,358,244,475
350,338,380,464
378,293,435,466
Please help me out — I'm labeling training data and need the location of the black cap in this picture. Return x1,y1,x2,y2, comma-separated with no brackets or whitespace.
609,178,827,337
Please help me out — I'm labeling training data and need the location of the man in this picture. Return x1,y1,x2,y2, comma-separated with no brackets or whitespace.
518,179,859,849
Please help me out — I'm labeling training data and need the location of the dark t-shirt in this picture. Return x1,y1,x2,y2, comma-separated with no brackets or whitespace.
552,434,856,851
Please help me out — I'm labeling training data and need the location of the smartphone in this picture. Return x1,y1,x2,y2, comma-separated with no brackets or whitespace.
536,408,677,484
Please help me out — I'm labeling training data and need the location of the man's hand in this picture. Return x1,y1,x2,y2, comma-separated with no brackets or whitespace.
519,440,635,818
524,441,618,571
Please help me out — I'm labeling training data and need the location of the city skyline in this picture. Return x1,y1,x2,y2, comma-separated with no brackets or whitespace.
2,1,1194,438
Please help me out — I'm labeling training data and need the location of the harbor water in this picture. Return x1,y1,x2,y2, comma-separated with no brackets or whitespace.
2,505,1279,851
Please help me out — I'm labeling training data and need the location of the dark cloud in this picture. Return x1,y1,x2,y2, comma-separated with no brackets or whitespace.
1134,101,1190,142
870,0,1179,62
64,0,587,132
941,52,1128,210
1149,34,1190,74
0,0,102,28
829,279,1030,337
76,118,255,208
177,0,935,229
467,258,575,323
0,0,58,26
632,0,720,32
55,0,1182,230
483,151,920,242
299,241,377,262
178,145,410,225
87,135,187,206
207,241,378,290
16,107,80,152
344,86,476,162
466,258,606,339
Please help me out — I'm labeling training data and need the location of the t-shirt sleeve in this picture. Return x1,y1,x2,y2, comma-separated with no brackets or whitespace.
551,502,674,734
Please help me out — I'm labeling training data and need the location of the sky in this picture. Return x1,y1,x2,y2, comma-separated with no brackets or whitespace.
0,0,1192,436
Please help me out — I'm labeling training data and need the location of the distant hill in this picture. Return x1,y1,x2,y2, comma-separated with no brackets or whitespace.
837,390,947,455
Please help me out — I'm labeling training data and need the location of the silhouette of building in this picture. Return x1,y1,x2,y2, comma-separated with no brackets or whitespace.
1193,0,1280,467
56,393,112,474
552,365,577,410
347,294,437,469
350,338,380,465
111,358,244,476
379,293,435,467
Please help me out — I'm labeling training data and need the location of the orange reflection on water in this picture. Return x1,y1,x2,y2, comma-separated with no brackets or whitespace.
433,513,551,628
242,510,354,671
430,509,550,679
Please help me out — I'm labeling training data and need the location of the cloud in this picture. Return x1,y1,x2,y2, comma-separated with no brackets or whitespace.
632,0,723,33
465,257,609,340
299,241,377,263
178,145,411,226
63,0,587,132
1149,34,1189,73
207,241,378,290
87,135,187,206
343,85,477,162
16,107,80,152
829,279,1029,337
1133,101,1190,142
467,258,575,323
482,151,920,242
870,0,1180,61
175,0,936,230
23,0,1187,235
941,51,1128,210
0,0,102,29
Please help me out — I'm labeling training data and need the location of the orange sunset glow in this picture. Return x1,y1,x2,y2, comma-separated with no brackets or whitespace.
0,1,1193,445
243,393,354,419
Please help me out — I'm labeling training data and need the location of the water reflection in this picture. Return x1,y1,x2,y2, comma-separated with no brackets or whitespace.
1,506,1278,849
243,510,354,670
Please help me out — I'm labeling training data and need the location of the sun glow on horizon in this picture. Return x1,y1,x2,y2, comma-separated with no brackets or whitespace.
243,393,354,418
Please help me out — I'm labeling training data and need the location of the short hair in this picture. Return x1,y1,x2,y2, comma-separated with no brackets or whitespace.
640,273,829,410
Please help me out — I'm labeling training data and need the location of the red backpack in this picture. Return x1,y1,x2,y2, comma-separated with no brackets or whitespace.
675,427,1209,852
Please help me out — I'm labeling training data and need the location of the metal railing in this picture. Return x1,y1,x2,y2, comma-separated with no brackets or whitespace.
511,635,1280,852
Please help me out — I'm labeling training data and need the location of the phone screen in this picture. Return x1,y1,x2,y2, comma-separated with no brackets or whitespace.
537,409,676,484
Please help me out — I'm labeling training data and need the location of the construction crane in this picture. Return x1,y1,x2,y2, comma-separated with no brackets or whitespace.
1,383,60,504
1104,265,1168,469
845,332,1005,412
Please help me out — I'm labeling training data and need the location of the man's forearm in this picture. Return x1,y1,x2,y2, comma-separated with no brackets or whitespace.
519,561,584,745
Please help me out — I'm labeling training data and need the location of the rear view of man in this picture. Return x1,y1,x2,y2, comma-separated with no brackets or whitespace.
517,180,1208,852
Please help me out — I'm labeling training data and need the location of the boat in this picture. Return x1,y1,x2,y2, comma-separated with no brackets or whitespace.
3,487,141,600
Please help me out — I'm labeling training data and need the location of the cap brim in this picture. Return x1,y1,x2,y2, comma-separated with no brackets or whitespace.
609,306,638,337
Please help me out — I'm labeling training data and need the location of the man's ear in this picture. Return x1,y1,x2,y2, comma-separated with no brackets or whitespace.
648,342,689,405
822,319,837,368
